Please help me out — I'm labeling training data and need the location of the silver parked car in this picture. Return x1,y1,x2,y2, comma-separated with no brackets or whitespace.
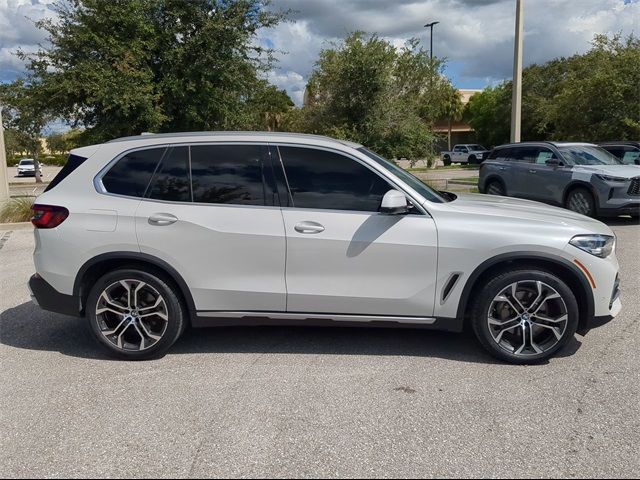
29,132,622,363
479,142,640,217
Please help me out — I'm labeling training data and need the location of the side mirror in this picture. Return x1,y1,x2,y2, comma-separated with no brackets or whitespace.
380,189,409,215
545,158,563,167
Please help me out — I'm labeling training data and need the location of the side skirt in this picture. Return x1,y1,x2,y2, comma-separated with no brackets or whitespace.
192,311,463,332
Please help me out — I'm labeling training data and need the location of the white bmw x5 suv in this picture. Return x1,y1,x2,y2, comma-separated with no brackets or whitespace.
29,132,622,363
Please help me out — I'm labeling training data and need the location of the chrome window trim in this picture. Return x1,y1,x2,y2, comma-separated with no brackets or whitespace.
94,140,430,216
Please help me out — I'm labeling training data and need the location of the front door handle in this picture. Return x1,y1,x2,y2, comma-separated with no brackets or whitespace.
148,213,178,226
499,166,507,171
294,221,325,234
529,169,537,174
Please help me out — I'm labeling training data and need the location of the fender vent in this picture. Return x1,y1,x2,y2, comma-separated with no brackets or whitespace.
441,273,461,304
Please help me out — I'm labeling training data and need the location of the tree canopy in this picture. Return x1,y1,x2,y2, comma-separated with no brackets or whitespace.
465,34,640,147
298,33,454,161
5,0,292,144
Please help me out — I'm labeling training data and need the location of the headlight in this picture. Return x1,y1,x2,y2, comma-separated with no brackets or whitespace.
569,234,615,258
596,174,627,182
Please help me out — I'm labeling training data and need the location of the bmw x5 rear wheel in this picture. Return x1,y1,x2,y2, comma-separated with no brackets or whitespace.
86,269,186,360
471,269,579,364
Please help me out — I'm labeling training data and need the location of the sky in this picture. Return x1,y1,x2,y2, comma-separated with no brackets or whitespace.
1,0,639,110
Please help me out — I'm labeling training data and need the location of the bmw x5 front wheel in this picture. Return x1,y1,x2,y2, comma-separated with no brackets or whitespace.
471,269,579,364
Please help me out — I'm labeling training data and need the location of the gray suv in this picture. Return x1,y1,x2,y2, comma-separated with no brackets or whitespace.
479,142,640,217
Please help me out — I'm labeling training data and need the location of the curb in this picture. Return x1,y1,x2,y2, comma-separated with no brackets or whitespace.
0,221,33,230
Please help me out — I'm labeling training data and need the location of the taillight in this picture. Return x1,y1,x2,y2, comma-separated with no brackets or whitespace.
31,204,69,229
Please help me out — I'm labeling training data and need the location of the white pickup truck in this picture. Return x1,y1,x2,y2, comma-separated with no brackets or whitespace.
441,144,489,166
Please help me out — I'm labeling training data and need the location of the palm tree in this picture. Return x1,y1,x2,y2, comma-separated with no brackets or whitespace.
443,87,464,151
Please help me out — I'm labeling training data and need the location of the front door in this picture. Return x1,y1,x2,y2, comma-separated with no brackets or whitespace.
135,143,286,313
274,145,438,318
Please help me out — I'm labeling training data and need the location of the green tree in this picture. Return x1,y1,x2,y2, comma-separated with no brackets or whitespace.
464,85,511,147
245,81,295,131
0,81,49,182
302,33,449,163
546,34,640,141
14,0,287,143
465,33,640,145
45,129,84,155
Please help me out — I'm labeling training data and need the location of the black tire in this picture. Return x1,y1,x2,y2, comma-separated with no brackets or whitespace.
470,269,579,364
443,155,452,166
86,268,186,360
565,187,596,217
485,179,505,196
468,155,478,165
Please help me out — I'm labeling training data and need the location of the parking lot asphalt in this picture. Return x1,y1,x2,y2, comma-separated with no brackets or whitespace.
0,218,639,478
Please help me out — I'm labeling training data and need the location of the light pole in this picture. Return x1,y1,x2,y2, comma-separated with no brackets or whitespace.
510,0,524,143
0,107,10,204
424,21,440,60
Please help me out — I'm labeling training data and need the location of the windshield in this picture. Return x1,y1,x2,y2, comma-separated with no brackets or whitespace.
558,145,623,166
357,148,447,203
19,159,34,165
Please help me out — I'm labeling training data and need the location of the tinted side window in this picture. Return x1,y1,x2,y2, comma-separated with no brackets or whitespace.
279,146,392,212
602,146,623,159
45,154,87,192
190,144,269,206
102,148,165,197
492,148,512,161
147,146,191,202
534,147,558,164
510,147,539,163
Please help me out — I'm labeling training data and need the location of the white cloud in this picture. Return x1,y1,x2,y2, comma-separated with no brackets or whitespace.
0,0,56,81
261,0,639,103
1,0,637,104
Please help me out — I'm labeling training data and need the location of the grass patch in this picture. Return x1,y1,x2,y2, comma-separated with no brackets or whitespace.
448,176,480,185
0,197,35,223
408,164,480,173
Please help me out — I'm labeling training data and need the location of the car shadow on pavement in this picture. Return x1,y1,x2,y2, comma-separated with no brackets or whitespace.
0,301,582,365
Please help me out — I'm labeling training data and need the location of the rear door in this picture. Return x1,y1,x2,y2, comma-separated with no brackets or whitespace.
135,143,286,313
486,148,515,194
507,146,539,198
275,145,438,319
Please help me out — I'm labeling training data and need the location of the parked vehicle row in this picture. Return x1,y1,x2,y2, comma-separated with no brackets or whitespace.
29,132,621,364
478,141,640,218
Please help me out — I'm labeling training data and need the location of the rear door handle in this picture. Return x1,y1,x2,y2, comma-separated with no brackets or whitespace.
529,169,537,174
499,166,507,171
294,221,325,234
148,213,178,226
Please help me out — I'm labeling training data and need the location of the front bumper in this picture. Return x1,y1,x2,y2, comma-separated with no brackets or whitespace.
598,202,640,217
29,273,81,317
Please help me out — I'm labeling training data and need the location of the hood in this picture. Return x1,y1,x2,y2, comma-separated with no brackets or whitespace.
444,193,612,234
572,164,640,179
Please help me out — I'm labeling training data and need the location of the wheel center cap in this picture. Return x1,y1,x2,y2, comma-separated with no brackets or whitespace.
522,314,530,321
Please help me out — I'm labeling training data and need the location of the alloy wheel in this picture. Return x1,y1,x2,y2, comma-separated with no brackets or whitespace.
487,280,568,356
487,182,504,195
95,279,169,352
568,191,592,215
